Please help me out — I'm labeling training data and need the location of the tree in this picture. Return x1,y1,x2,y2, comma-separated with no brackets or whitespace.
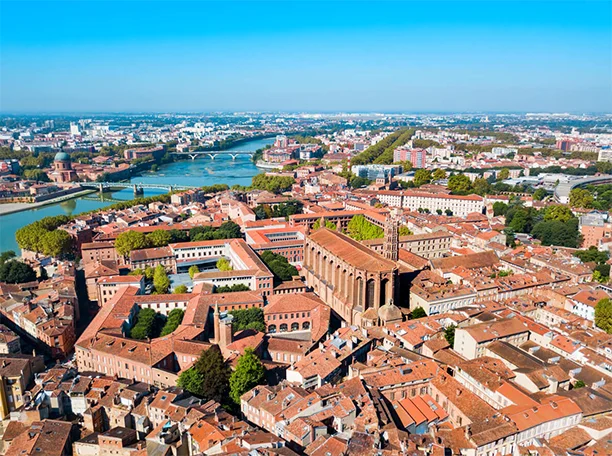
410,307,427,319
215,284,251,293
229,348,265,404
40,230,72,257
153,265,171,294
23,169,50,182
432,169,447,181
0,260,37,284
448,174,473,194
260,250,298,282
413,169,432,187
346,215,384,241
160,308,185,336
129,308,165,340
189,265,200,279
174,284,188,294
230,307,265,333
573,247,609,265
497,168,510,181
544,205,574,223
569,188,594,209
168,229,188,243
472,178,490,196
595,298,612,334
0,251,16,265
146,229,172,248
349,175,371,189
251,173,295,193
216,258,233,271
115,230,149,257
445,209,453,216
533,188,547,201
573,380,586,389
493,202,509,217
531,219,580,248
399,226,412,236
444,325,456,347
177,345,230,402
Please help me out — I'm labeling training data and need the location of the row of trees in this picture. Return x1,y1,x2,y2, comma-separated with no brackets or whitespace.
251,174,295,193
177,345,265,408
214,284,250,293
351,128,414,165
115,222,242,257
570,185,612,211
15,215,73,257
254,201,303,220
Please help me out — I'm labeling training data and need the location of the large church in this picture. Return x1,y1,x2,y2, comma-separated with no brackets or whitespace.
302,213,403,327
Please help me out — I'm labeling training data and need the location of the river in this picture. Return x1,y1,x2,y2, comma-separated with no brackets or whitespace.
0,137,275,253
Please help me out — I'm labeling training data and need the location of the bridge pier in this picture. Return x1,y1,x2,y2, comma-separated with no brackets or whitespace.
133,185,144,196
189,154,198,160
230,154,238,160
98,183,104,193
206,153,217,160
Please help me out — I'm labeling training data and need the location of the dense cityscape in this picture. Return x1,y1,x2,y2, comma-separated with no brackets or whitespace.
0,111,610,456
1,0,611,454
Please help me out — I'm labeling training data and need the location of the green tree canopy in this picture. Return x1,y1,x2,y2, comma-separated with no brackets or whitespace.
40,230,73,257
413,169,432,187
146,229,172,247
129,308,165,340
569,188,594,209
531,219,580,248
177,345,230,402
153,265,171,294
532,188,548,201
216,258,233,271
230,307,266,333
215,284,251,293
251,174,295,193
432,169,447,181
595,298,612,334
410,307,427,319
448,174,473,194
493,202,509,216
229,348,266,404
260,250,298,282
444,325,456,347
346,215,384,241
497,168,510,181
160,308,185,336
544,205,574,223
115,230,150,257
174,284,188,294
0,260,37,284
189,265,200,279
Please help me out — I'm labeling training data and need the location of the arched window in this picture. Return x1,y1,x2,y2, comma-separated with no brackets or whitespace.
302,321,310,330
268,325,277,333
280,324,288,332
291,322,299,331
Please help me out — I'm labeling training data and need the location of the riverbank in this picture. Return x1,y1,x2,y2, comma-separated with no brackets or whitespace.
0,189,96,215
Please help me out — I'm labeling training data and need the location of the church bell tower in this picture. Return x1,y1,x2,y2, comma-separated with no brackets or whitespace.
383,209,400,261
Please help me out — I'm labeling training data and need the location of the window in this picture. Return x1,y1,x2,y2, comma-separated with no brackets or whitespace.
268,325,277,333
291,322,299,331
280,324,288,332
302,321,310,330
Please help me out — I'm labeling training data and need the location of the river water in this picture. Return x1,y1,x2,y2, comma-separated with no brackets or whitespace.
0,137,274,253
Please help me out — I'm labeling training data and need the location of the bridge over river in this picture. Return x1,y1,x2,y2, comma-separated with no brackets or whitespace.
80,182,197,195
170,150,255,160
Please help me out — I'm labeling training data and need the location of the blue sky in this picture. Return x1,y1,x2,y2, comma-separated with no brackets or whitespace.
1,0,610,113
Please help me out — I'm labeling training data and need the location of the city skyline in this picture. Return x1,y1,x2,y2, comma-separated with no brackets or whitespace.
1,0,610,113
